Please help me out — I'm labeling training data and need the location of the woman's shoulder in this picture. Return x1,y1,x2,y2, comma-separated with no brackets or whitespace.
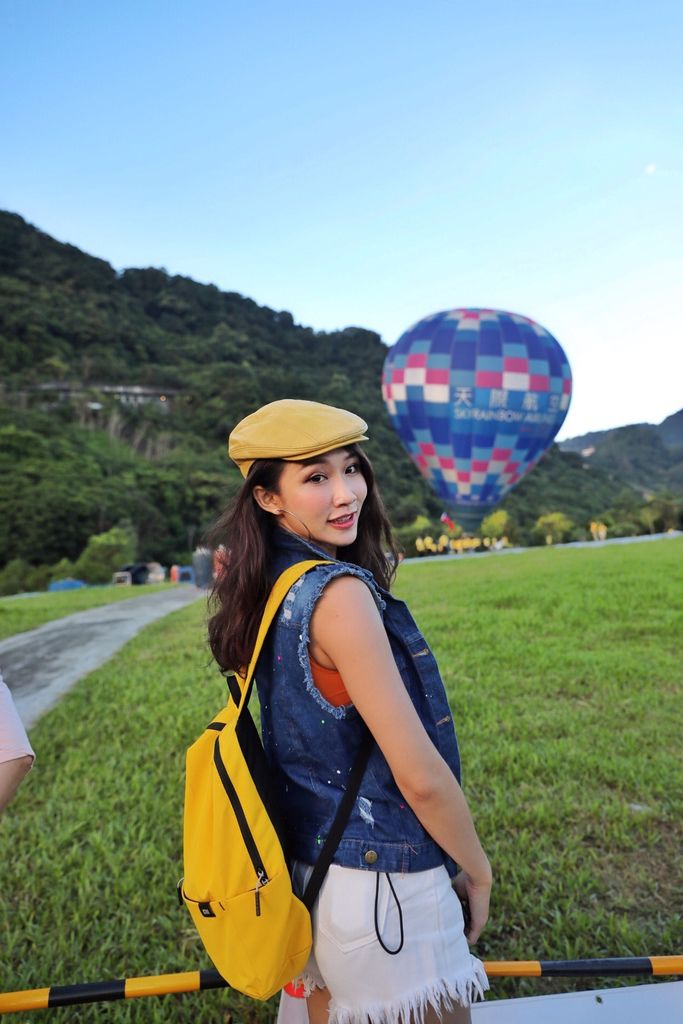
279,559,386,619
311,572,385,630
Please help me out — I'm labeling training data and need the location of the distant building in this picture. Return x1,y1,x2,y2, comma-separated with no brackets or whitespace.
16,382,180,413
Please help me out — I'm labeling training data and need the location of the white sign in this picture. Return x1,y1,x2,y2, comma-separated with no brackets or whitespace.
471,981,682,1023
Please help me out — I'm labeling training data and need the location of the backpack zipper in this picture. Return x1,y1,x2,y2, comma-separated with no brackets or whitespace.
212,736,270,902
254,875,263,916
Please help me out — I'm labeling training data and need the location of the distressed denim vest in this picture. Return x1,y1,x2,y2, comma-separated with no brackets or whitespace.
255,527,461,876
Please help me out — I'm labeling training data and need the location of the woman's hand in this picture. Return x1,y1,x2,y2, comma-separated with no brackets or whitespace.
453,868,492,944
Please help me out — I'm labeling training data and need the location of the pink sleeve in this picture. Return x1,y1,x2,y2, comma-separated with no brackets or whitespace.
0,674,35,764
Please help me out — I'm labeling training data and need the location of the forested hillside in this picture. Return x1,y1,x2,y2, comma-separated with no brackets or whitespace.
1,210,680,582
560,410,683,494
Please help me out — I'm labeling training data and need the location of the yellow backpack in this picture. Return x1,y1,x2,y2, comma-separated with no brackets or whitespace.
179,559,372,1000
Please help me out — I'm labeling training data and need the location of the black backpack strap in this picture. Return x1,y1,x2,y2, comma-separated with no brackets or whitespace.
301,727,374,910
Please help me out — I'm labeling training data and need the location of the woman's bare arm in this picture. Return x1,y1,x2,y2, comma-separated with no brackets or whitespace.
310,575,491,940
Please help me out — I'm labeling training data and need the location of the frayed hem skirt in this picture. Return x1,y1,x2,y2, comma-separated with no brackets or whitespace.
286,862,488,1024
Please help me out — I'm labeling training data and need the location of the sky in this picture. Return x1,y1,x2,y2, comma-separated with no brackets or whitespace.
2,0,682,440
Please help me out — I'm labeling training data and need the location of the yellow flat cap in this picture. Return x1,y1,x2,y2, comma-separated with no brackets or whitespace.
228,399,369,477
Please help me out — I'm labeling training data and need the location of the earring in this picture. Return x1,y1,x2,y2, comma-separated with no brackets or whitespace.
274,507,313,540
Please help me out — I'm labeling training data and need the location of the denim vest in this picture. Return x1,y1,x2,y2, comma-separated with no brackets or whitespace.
255,528,461,876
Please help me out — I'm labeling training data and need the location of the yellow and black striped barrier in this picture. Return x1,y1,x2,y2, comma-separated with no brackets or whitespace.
483,956,683,977
0,958,681,1014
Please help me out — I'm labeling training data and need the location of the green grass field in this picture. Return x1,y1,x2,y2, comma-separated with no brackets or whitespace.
0,539,681,1021
0,584,178,640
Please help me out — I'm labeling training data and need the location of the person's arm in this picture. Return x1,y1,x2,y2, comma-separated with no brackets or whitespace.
310,575,492,942
0,755,33,813
0,676,35,814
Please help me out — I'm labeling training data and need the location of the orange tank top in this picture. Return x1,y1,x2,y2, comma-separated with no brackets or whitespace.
309,656,351,707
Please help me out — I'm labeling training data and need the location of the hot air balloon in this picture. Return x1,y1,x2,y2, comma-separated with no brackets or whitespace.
381,308,572,532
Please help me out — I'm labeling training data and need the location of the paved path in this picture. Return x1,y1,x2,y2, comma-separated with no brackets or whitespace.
0,587,204,729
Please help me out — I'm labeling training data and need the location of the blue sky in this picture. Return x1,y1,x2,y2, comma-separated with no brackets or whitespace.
2,0,681,439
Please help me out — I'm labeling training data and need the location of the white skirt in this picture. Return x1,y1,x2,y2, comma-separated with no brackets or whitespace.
282,861,488,1024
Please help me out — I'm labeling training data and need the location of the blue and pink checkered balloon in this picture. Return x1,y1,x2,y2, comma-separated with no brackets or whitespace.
382,308,572,531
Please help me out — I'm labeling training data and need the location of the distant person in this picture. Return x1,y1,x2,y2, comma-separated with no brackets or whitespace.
0,672,34,813
207,400,491,1024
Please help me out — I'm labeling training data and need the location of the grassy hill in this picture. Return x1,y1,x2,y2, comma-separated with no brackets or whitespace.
1,209,680,575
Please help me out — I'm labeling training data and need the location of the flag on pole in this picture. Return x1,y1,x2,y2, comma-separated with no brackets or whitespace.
440,512,456,531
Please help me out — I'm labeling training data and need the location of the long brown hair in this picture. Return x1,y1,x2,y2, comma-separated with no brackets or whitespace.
207,445,398,673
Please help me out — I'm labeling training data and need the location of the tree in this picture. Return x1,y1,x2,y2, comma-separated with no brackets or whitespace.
0,558,31,596
24,564,52,591
2,211,681,566
480,509,513,542
394,514,442,557
74,524,137,584
533,512,574,546
639,493,682,534
49,557,77,582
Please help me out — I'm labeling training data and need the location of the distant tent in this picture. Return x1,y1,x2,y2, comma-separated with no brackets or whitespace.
119,563,150,585
146,562,166,583
48,578,87,592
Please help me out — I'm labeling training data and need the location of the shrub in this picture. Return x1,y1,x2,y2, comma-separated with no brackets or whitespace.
49,557,78,583
24,564,52,592
480,509,517,544
74,525,136,584
394,514,436,557
608,520,642,538
533,511,574,545
0,557,31,596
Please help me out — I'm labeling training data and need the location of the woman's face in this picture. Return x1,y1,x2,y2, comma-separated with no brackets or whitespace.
258,448,368,556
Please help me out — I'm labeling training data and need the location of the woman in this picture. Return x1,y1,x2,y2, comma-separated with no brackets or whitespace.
208,399,492,1024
